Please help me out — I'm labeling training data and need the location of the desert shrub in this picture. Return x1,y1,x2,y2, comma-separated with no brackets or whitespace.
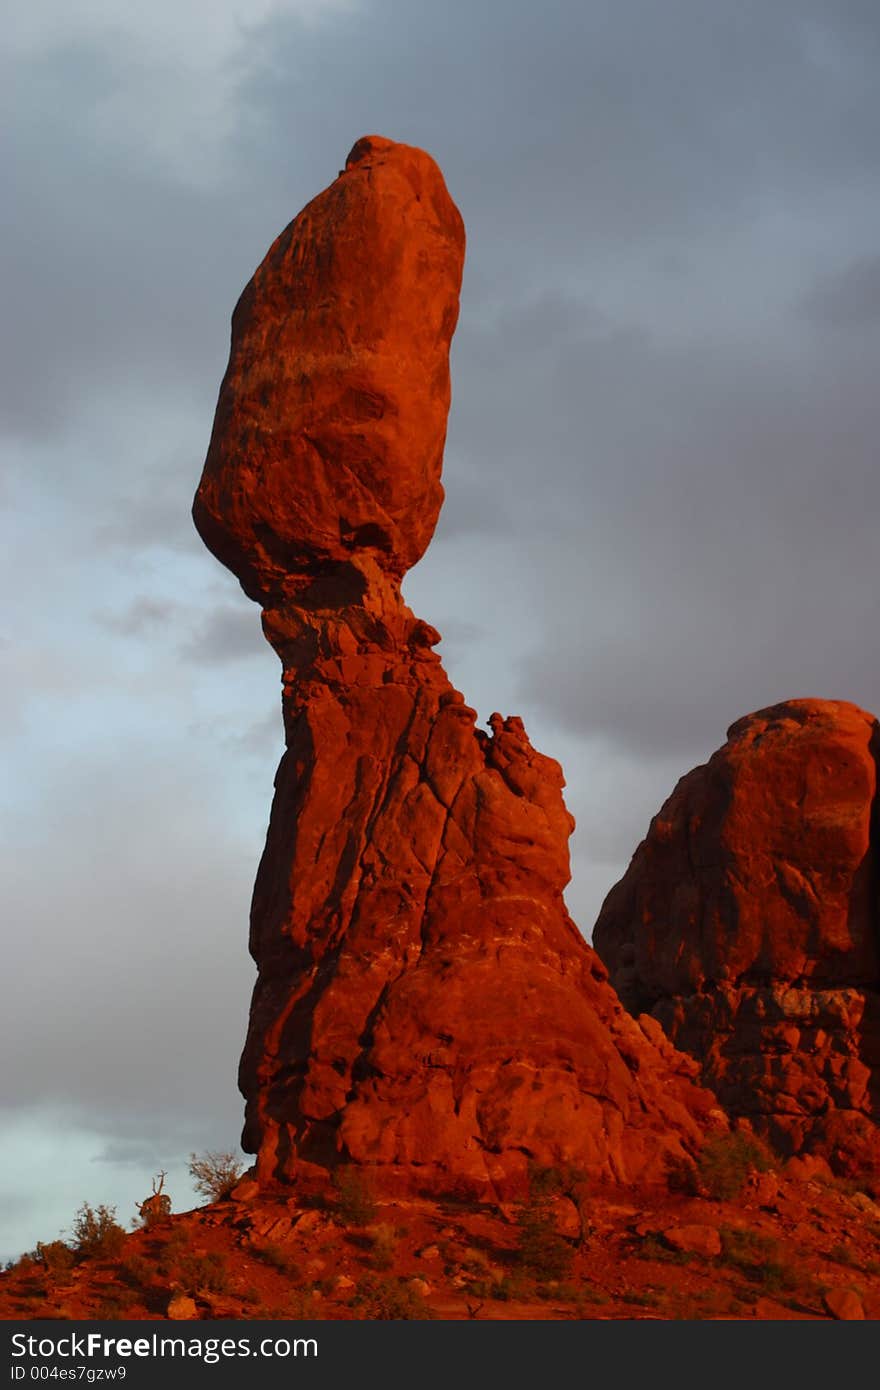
177,1250,230,1294
35,1241,76,1277
493,1271,528,1301
350,1274,430,1319
155,1226,189,1275
464,1276,494,1299
624,1288,662,1309
71,1203,126,1259
253,1242,301,1277
95,1295,127,1319
287,1288,318,1318
527,1162,582,1198
665,1151,700,1194
137,1172,172,1230
515,1205,574,1281
758,1258,802,1295
529,1161,589,1210
138,1200,171,1231
720,1224,777,1267
719,1225,799,1293
696,1133,774,1201
513,1164,577,1281
332,1166,377,1226
579,1284,611,1306
118,1254,155,1290
367,1222,397,1271
636,1234,693,1266
188,1151,244,1202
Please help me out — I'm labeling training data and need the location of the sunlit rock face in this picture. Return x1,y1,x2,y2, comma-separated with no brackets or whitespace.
594,699,880,1176
194,135,719,1198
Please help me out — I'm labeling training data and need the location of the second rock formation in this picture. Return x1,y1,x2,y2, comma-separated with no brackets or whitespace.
594,699,880,1176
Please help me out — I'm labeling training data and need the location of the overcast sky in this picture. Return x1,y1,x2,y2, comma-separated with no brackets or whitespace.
3,0,879,1259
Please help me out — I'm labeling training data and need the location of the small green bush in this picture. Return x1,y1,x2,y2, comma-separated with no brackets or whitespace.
637,1233,693,1266
512,1162,578,1281
118,1254,154,1290
95,1295,127,1320
177,1250,230,1294
351,1274,430,1319
71,1204,126,1260
497,1272,530,1301
332,1167,378,1226
253,1242,300,1277
367,1222,397,1271
696,1133,773,1201
719,1225,799,1293
515,1205,574,1281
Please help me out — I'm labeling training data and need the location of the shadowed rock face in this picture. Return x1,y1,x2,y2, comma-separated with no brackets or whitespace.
193,136,719,1197
594,699,880,1176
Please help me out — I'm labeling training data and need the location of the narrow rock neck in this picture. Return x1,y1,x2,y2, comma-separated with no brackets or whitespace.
258,558,454,735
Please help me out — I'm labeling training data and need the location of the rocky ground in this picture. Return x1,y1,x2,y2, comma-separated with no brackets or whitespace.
3,1154,880,1322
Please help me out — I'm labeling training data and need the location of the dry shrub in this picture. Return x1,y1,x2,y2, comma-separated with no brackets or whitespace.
188,1151,244,1202
71,1204,126,1260
695,1133,774,1201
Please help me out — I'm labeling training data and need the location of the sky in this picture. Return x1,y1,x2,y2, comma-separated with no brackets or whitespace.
3,0,880,1259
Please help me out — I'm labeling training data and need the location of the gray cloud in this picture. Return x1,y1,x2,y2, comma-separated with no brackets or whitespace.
180,603,267,664
97,597,178,636
2,740,258,1128
4,0,880,1255
800,253,880,329
228,708,284,759
508,321,880,754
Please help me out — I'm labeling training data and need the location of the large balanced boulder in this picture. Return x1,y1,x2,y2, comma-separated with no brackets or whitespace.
594,699,880,1175
193,135,719,1199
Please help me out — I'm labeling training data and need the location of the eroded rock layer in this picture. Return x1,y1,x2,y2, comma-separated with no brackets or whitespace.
594,699,880,1175
194,136,718,1197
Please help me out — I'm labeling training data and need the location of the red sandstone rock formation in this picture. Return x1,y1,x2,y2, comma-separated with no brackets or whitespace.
594,698,880,1175
194,135,718,1197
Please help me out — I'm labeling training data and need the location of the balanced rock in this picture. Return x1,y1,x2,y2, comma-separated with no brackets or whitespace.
594,699,880,1175
193,136,719,1198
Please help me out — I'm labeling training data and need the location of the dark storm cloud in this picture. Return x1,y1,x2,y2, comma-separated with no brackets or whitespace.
487,303,880,754
2,740,258,1127
1,35,290,450
180,603,267,664
228,709,284,759
5,0,878,450
4,0,880,1249
94,486,197,556
239,0,880,280
231,0,880,765
93,1136,178,1170
96,594,268,664
2,46,223,440
97,597,178,636
800,253,880,329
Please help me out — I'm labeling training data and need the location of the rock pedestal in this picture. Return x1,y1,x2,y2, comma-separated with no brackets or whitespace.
194,136,718,1197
